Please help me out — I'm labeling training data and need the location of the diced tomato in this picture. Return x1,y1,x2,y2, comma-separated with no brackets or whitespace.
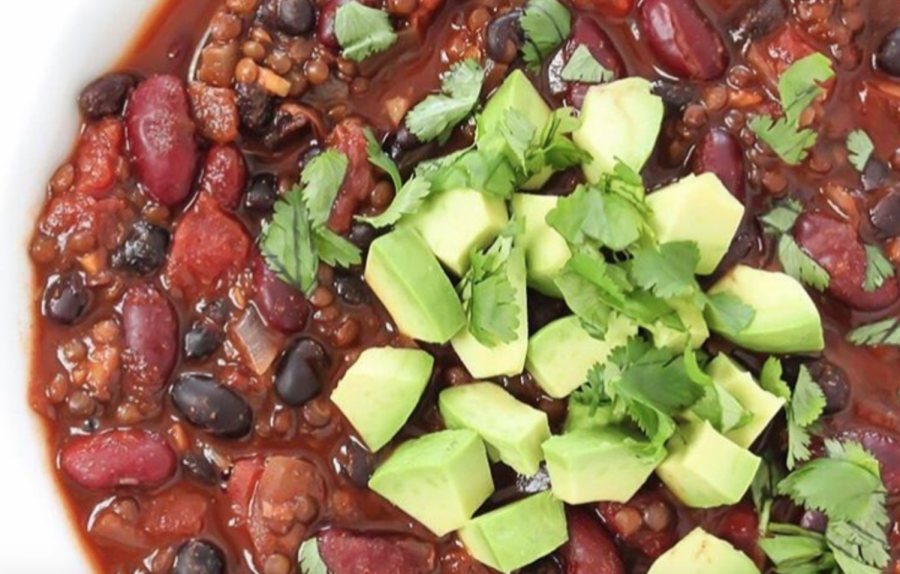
859,81,900,160
73,118,126,198
318,529,436,574
701,503,764,566
165,197,251,302
227,457,265,524
747,25,820,90
199,145,247,210
60,429,177,490
40,194,127,244
563,508,625,574
142,487,210,537
327,121,374,234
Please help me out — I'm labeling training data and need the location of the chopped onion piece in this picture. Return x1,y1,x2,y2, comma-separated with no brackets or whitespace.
231,306,282,375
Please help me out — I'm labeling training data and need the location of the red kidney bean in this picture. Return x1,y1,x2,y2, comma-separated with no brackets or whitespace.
317,0,364,48
327,121,373,233
565,17,625,109
252,253,310,333
122,283,178,395
705,503,761,564
60,429,177,490
639,0,728,80
73,118,126,198
571,0,635,18
318,529,436,574
563,508,625,574
834,429,900,493
794,213,900,311
126,75,199,206
200,145,247,211
692,128,746,202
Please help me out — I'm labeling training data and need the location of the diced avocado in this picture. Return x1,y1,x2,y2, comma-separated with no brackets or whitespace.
527,315,638,399
544,427,666,504
563,400,624,434
656,421,761,509
647,528,760,574
331,347,434,452
369,429,494,536
439,382,550,476
706,265,825,354
511,193,571,297
647,173,746,275
451,248,528,378
647,297,710,352
458,492,568,573
707,355,785,449
573,78,664,182
402,188,509,276
365,228,466,343
480,70,553,190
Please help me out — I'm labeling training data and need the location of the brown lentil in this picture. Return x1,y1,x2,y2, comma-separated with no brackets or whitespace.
305,59,330,85
210,11,243,42
369,181,395,209
243,40,267,63
235,57,261,83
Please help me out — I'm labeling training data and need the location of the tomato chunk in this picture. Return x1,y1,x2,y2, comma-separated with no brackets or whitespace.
73,118,126,198
318,529,436,574
60,429,177,490
327,121,374,234
142,487,210,538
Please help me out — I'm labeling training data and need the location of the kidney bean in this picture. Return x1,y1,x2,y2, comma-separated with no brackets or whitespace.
692,128,746,202
122,284,178,394
706,503,760,562
78,73,137,120
60,429,177,490
171,373,253,439
317,0,352,48
799,510,827,533
571,0,635,18
639,0,728,80
878,28,900,78
318,529,436,574
485,9,523,64
199,145,247,210
43,273,91,325
563,508,625,574
565,17,625,108
73,118,126,198
834,429,900,493
274,338,329,407
172,540,226,574
126,75,198,206
262,0,316,36
111,220,170,275
252,254,310,333
794,213,900,311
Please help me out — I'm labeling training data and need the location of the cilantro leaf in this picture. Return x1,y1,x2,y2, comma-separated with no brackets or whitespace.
314,228,362,268
364,128,401,191
458,234,521,347
261,187,319,295
301,150,349,227
760,356,792,401
520,0,571,71
334,2,397,62
847,318,900,347
847,129,875,173
762,360,824,470
405,59,485,143
749,115,819,166
703,292,756,338
752,455,785,534
427,147,518,198
356,177,432,229
778,235,830,291
630,241,701,299
759,199,803,234
793,366,827,428
561,45,615,83
863,245,895,292
528,107,591,171
299,538,331,574
691,382,753,434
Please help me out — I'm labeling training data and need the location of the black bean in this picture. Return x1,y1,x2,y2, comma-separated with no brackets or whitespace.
808,361,851,415
799,510,828,533
172,540,226,574
274,339,329,407
651,79,698,111
527,290,569,335
870,189,900,237
184,324,223,361
171,374,253,439
181,452,218,485
485,9,524,64
878,28,900,77
339,440,374,488
111,220,170,275
348,223,378,253
78,73,137,120
862,158,890,192
236,82,274,133
244,174,279,212
736,0,786,40
333,273,369,306
264,103,313,149
43,273,90,325
392,125,421,152
264,0,316,35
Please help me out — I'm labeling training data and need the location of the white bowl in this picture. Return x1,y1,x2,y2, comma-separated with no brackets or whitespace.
0,0,160,570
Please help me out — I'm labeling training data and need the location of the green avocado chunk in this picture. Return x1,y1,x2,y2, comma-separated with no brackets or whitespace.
647,528,760,574
439,382,550,476
331,347,434,452
527,314,637,399
647,173,746,275
401,188,509,276
707,355,785,449
365,227,466,343
451,247,529,378
706,265,825,354
656,421,761,509
573,78,664,182
563,400,624,434
646,297,710,352
511,193,571,297
544,427,666,504
457,491,568,573
369,429,494,536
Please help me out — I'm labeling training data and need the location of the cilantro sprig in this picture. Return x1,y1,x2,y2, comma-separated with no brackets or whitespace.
847,318,900,347
405,59,485,144
334,2,397,62
847,129,875,173
863,245,895,292
561,45,615,84
760,358,826,470
760,199,830,291
520,0,571,72
299,538,330,574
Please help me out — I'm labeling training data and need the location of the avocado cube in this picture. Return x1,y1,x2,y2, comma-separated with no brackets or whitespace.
656,421,761,509
458,492,568,573
331,347,434,452
646,297,710,352
401,188,509,276
706,265,824,354
511,194,572,297
440,382,550,476
365,228,466,343
544,427,666,504
563,400,625,434
573,78,664,182
707,355,785,449
369,429,494,536
647,528,760,574
451,247,529,378
647,173,745,275
527,315,638,399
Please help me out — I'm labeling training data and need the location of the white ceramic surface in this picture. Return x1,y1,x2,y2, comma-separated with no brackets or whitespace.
0,1,160,571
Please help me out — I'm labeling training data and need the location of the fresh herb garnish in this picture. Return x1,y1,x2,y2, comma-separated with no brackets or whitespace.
863,245,895,292
520,0,571,72
751,455,785,535
847,129,875,173
630,242,702,300
405,59,485,144
561,45,615,83
847,318,900,347
703,292,756,338
427,147,519,198
760,358,826,470
301,150,349,227
760,199,830,291
364,128,402,191
334,2,397,62
749,53,835,165
357,178,432,229
298,538,330,574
